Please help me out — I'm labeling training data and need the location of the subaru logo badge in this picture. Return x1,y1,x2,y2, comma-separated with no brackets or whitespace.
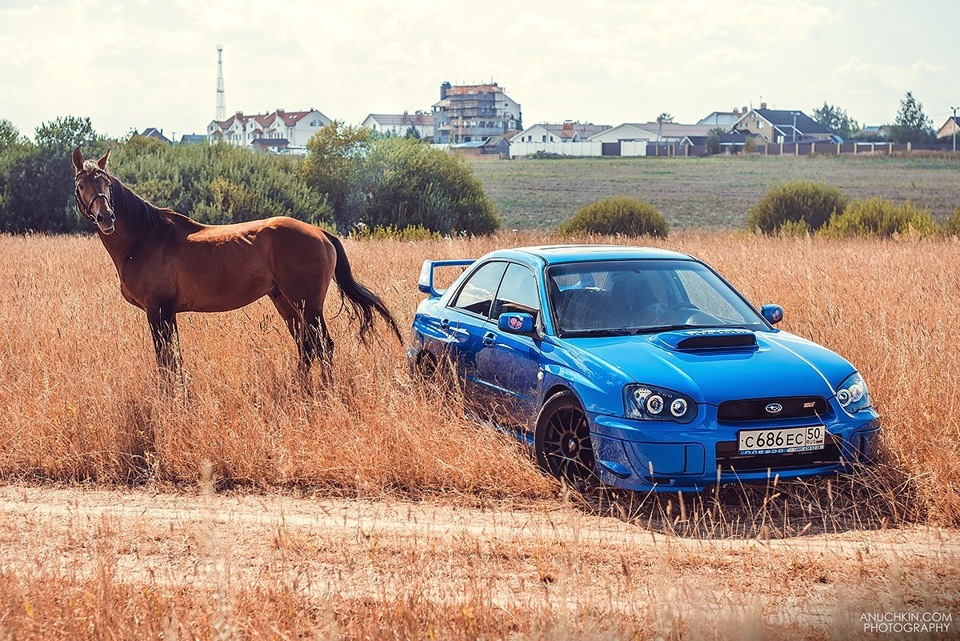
765,403,783,415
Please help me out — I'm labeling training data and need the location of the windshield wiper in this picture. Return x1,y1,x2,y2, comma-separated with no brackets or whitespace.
634,324,707,334
559,328,636,338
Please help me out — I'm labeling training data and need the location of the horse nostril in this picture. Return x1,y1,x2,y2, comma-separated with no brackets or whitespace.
96,213,104,223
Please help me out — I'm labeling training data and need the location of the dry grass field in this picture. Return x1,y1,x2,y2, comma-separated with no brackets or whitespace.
1,231,959,639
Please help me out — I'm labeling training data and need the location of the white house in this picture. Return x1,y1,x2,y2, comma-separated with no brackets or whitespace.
361,111,435,139
588,122,716,144
207,108,332,151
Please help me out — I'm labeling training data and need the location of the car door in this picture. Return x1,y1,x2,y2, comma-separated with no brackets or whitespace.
443,260,508,399
474,263,543,427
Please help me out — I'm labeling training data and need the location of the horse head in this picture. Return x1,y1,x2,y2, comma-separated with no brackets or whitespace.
72,147,116,235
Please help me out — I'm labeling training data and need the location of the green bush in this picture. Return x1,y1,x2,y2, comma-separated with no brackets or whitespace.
350,224,442,242
822,197,938,238
558,197,668,238
942,208,960,236
355,137,500,236
748,181,848,234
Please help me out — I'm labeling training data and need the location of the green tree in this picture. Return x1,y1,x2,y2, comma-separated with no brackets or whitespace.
0,119,28,152
301,121,371,229
891,91,934,144
811,102,859,139
704,127,726,155
356,137,499,235
34,116,102,152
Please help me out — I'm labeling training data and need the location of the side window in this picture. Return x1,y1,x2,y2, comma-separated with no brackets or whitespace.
450,261,507,317
492,263,540,320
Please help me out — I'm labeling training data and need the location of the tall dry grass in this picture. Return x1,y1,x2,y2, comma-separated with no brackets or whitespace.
1,232,959,524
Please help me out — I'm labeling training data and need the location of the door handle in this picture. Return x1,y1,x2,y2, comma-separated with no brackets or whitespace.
482,332,497,347
439,318,450,330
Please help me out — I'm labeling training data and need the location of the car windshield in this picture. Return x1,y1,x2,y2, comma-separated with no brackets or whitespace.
546,259,767,336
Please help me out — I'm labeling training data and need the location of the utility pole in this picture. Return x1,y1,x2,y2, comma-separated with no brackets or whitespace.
952,106,958,152
215,45,226,122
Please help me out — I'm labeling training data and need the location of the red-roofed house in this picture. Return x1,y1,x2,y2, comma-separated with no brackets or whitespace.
207,108,331,152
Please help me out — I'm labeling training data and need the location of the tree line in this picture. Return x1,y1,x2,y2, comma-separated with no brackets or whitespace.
0,117,500,235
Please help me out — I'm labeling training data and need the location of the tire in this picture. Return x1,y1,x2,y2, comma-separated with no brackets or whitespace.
535,390,597,489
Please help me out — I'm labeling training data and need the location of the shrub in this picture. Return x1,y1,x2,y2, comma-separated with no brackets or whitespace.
356,137,500,236
822,197,938,238
748,181,848,234
942,208,960,236
558,197,669,238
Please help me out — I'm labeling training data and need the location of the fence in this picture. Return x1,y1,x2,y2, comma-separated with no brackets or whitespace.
507,140,957,160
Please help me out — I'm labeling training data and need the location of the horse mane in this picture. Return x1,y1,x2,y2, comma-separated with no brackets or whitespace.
109,174,203,236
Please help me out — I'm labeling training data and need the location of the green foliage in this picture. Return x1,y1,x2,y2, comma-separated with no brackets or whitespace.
113,141,327,226
355,137,499,236
0,116,112,233
811,102,859,139
0,116,327,234
943,208,960,236
350,224,442,242
34,116,103,153
748,181,848,234
891,91,934,144
558,197,668,238
300,121,371,228
0,120,28,152
705,127,725,155
822,197,938,238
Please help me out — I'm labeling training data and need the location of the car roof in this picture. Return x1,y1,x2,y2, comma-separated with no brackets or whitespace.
489,244,695,266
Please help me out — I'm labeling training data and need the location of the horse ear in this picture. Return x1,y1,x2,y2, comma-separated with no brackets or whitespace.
97,149,111,170
72,147,84,173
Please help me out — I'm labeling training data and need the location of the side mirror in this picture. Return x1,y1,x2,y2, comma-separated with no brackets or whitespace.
498,312,535,334
761,304,784,325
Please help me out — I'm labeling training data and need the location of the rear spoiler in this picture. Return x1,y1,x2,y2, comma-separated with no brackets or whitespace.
418,259,475,297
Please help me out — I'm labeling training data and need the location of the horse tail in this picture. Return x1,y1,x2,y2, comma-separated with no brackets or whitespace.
323,230,403,344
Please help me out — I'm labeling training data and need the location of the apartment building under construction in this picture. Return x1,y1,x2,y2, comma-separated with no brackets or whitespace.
432,81,522,144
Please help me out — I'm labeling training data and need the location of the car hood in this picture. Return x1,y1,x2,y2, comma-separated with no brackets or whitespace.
554,329,855,405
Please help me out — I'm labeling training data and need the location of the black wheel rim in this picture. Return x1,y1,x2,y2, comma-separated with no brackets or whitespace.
542,405,595,484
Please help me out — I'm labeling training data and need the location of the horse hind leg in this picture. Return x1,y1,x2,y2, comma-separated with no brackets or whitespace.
269,293,334,381
148,306,183,383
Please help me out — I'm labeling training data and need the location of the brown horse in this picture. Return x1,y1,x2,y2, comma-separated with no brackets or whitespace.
72,147,401,379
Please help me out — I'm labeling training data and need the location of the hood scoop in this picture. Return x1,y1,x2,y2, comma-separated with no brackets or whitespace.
656,328,758,351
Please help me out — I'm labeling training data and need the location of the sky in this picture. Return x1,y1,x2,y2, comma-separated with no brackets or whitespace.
1,0,957,141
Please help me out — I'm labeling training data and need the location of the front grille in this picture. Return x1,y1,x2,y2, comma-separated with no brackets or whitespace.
715,433,842,473
717,396,829,422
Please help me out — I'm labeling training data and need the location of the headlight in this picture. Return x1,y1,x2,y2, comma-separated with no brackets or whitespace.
624,384,697,423
836,372,872,415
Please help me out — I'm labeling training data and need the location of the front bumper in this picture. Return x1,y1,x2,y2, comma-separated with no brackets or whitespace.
588,404,880,492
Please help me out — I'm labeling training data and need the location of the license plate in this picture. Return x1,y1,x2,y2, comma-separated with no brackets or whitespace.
738,426,825,455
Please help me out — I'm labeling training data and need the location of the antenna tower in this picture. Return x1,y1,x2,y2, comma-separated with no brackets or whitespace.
215,45,226,122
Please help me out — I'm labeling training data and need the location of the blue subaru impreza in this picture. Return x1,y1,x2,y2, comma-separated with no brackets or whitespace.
407,245,880,492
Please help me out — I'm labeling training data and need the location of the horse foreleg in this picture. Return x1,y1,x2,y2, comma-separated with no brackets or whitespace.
148,307,182,380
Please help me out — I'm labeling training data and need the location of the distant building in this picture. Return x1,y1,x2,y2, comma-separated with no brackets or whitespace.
432,81,522,144
731,105,834,143
937,116,960,140
588,122,715,144
361,111,435,139
140,127,172,144
179,133,207,145
207,108,331,151
696,108,747,129
513,121,611,143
